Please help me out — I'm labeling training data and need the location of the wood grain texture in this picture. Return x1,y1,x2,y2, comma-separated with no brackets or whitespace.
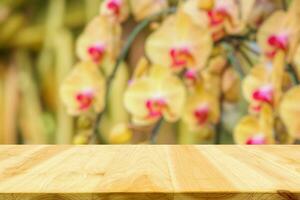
0,145,299,200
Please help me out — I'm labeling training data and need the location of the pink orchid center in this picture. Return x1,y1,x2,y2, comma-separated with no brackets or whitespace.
88,43,106,63
107,0,121,17
252,85,273,104
246,134,266,145
146,98,166,118
194,103,210,125
250,104,262,113
76,89,94,111
169,47,194,68
207,8,229,26
266,33,289,58
185,69,197,80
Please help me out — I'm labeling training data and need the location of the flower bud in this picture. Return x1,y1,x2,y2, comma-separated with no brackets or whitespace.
109,123,132,144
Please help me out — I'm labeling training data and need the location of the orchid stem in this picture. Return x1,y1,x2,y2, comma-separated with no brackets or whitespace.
223,43,245,77
238,46,254,67
214,100,223,144
150,118,163,144
91,112,107,144
214,120,222,144
214,66,227,144
241,42,260,56
282,0,288,10
287,64,299,85
91,7,177,143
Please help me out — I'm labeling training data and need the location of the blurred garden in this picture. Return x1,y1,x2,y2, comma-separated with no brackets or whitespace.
0,0,299,144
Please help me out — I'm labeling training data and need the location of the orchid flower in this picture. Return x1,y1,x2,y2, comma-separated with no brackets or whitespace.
183,87,219,131
124,64,186,126
145,9,212,72
129,0,168,21
257,3,300,61
183,0,254,41
242,51,291,113
76,16,121,66
100,0,129,22
234,104,275,144
280,86,300,139
60,61,105,116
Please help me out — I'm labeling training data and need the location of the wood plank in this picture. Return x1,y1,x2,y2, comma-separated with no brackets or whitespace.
0,145,299,200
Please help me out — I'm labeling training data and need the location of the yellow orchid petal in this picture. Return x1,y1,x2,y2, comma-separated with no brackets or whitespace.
246,0,281,28
293,45,300,77
161,75,186,122
239,0,256,22
197,0,215,11
242,57,291,111
257,10,300,61
202,70,221,98
242,64,270,102
124,78,155,118
132,115,158,126
145,16,176,67
280,86,300,139
148,64,172,81
207,55,227,75
60,61,105,116
234,103,275,144
124,65,186,125
129,0,168,21
271,51,285,107
258,11,285,56
183,0,245,39
145,11,212,70
109,123,132,144
133,57,150,79
76,16,121,64
259,103,274,142
183,90,219,131
175,8,196,36
99,0,129,23
287,0,300,27
234,115,260,144
183,0,210,28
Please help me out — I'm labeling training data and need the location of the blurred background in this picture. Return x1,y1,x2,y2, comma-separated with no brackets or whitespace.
1,0,296,144
0,0,177,144
0,0,105,144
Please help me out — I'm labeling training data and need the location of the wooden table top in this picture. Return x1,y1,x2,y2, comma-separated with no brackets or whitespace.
0,145,299,200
